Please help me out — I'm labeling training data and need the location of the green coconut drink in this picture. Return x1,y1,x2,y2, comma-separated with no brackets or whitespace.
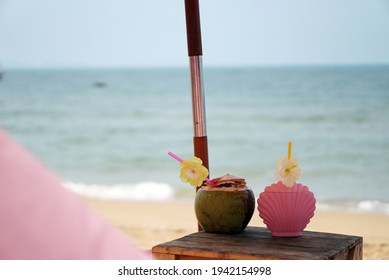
168,152,255,234
195,174,255,234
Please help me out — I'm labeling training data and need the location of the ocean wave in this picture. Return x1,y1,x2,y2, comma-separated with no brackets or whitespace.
62,181,175,201
316,199,389,215
355,200,389,214
62,180,389,215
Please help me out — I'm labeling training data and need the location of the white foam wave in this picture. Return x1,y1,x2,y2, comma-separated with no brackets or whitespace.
316,199,389,215
62,181,389,214
356,200,389,215
62,181,175,201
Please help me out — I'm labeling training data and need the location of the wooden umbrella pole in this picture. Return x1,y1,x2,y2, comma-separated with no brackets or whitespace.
184,0,208,231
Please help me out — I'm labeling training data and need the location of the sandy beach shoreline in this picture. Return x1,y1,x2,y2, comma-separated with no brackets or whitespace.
83,198,389,260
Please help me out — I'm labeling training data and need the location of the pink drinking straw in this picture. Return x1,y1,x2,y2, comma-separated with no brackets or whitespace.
168,151,218,187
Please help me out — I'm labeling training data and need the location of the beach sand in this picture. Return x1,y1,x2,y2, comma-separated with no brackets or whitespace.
84,198,389,260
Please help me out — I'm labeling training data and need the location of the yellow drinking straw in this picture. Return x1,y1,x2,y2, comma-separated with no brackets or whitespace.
288,141,292,160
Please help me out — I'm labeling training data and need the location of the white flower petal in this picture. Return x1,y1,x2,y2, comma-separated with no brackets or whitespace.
274,156,302,187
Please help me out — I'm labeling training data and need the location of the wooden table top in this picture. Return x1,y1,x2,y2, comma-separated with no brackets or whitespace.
152,226,363,260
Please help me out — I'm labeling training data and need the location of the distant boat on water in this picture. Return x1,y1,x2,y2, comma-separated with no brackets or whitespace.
94,81,107,88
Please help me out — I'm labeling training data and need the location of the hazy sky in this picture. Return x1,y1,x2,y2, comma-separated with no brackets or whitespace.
1,0,389,68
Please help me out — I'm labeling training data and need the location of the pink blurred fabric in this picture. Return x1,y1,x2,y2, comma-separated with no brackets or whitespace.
0,129,151,259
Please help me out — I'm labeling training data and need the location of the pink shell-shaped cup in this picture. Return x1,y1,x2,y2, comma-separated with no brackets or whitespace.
257,181,316,237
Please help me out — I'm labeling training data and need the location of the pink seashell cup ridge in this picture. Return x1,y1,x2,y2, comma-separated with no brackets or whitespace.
257,181,316,237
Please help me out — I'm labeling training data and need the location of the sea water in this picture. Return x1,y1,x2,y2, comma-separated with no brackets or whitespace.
1,66,388,214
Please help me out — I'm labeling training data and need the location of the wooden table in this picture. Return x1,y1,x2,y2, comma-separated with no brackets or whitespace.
152,226,363,260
